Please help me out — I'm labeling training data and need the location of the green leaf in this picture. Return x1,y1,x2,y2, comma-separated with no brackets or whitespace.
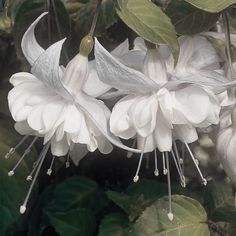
45,208,96,236
126,179,167,199
116,0,179,60
132,195,210,236
166,0,219,35
0,206,14,235
43,176,109,214
203,181,236,223
185,0,236,13
99,213,131,236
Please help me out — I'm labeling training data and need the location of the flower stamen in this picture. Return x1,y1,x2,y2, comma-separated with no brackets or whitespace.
166,152,173,221
47,155,56,176
8,137,38,177
5,136,29,159
20,143,50,214
185,142,207,186
162,152,168,175
133,138,147,183
171,149,186,188
154,149,159,176
65,153,70,168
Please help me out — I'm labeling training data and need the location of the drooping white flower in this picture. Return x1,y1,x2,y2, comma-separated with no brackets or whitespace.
216,106,236,184
94,35,236,220
6,12,141,214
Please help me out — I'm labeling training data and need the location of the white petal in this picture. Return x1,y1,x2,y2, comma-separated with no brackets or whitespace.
130,95,158,137
75,93,141,153
42,101,65,132
9,72,36,86
64,104,82,133
27,105,44,131
110,95,137,139
83,61,111,97
14,122,35,136
69,143,88,166
97,135,113,154
173,86,210,124
137,134,155,153
154,113,172,152
21,13,47,65
51,136,70,156
95,38,158,94
142,49,167,86
63,54,88,95
174,124,198,143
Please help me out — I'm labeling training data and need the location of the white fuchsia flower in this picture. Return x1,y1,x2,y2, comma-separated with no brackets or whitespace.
6,13,141,214
216,106,236,184
94,35,236,220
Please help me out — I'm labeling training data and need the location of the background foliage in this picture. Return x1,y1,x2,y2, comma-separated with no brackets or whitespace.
0,0,236,235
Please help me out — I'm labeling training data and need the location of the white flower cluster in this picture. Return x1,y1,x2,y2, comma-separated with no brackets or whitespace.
5,13,236,218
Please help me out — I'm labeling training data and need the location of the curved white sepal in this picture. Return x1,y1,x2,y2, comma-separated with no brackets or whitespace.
31,38,73,101
94,38,158,94
21,12,47,65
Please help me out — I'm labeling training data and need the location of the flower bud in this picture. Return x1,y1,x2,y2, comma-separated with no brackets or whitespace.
80,35,94,56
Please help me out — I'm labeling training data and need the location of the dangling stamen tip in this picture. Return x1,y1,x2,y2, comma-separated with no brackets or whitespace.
127,152,133,158
179,158,184,164
20,205,26,214
163,169,168,175
168,212,174,221
26,176,32,181
202,178,207,186
181,180,186,188
8,170,14,176
133,175,139,183
154,170,159,176
65,162,70,168
47,169,52,176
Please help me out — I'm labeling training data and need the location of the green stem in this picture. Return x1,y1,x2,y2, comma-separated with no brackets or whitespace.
222,11,234,79
89,0,102,36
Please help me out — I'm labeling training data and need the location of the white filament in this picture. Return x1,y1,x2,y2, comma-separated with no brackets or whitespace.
162,152,167,175
20,143,50,214
185,142,207,186
47,155,56,176
165,152,173,221
133,138,147,183
154,149,159,176
5,136,28,159
8,137,38,176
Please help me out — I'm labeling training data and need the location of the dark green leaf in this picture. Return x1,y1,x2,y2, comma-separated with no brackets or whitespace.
116,0,179,60
45,208,96,236
99,213,131,236
0,206,14,235
43,176,109,214
204,181,236,223
166,0,219,35
132,195,210,236
185,0,236,13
